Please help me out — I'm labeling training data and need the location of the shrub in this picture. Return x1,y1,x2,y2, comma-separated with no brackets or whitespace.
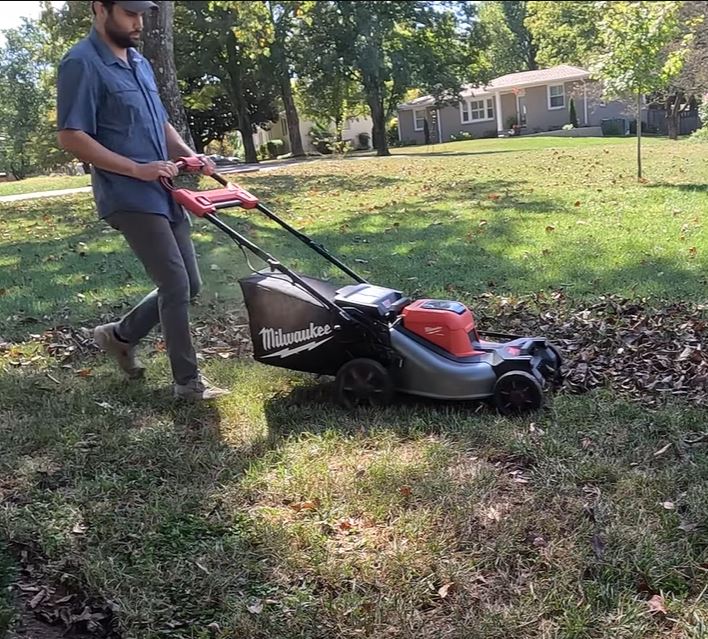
266,139,284,159
569,98,579,128
357,132,371,149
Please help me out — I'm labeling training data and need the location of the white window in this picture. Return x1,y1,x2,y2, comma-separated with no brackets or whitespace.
548,84,565,110
461,97,494,123
413,109,426,131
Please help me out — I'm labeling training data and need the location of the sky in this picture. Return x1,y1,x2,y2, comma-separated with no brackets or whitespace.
0,1,65,40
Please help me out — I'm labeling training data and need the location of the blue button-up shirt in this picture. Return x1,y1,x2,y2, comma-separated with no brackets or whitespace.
57,27,181,221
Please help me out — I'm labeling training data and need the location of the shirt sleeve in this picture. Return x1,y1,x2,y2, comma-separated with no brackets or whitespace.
56,57,99,135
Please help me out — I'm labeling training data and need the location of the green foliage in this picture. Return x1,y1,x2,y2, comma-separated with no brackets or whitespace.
478,1,536,75
690,97,708,139
266,138,285,159
298,1,488,156
592,1,692,177
0,22,53,179
592,2,692,99
525,1,603,67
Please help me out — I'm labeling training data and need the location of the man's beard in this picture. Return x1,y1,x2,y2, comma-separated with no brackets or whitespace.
105,17,141,49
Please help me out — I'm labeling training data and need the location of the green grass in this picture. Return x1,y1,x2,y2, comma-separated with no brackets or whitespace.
0,136,706,638
0,173,90,197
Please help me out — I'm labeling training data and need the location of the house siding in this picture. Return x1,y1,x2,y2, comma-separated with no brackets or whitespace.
438,101,498,141
397,76,642,142
398,108,430,145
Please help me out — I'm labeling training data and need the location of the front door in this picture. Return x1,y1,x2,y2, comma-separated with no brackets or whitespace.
517,95,528,127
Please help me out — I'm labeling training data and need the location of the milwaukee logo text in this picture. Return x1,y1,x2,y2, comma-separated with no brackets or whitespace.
260,323,333,352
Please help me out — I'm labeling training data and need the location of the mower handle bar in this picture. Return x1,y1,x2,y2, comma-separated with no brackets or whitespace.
159,156,368,288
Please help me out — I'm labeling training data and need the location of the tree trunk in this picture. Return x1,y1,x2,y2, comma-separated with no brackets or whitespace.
365,87,389,157
274,43,305,157
666,92,681,141
224,38,258,164
237,109,258,164
636,91,642,180
142,0,195,150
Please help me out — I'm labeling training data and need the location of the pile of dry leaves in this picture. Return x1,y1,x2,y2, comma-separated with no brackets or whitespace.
473,291,707,408
1,293,705,408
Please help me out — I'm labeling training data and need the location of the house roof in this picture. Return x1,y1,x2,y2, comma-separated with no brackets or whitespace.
399,65,591,110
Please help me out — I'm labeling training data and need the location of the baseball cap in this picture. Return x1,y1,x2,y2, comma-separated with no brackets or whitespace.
114,0,159,10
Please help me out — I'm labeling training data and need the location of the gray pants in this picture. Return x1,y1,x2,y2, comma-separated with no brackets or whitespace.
106,210,202,385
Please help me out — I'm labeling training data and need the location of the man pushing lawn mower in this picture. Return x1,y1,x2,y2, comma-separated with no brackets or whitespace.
56,0,229,400
56,1,562,414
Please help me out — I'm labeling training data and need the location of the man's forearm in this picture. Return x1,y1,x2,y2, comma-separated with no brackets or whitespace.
58,129,139,178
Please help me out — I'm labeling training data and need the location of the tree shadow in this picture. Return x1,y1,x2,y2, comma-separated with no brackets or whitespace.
645,182,708,193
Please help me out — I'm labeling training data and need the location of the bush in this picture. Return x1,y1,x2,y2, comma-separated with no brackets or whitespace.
386,119,399,145
691,98,708,141
569,98,579,128
266,139,284,159
449,131,474,141
308,123,335,155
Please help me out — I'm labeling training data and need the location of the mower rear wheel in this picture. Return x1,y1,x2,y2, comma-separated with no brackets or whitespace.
493,371,544,416
335,358,394,409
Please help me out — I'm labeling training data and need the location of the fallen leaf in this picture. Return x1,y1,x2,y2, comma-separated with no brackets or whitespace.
399,485,412,497
29,589,47,609
0,288,5,296
574,200,581,207
72,522,88,535
479,220,488,228
688,246,697,258
247,600,264,614
438,582,454,598
76,368,93,378
662,501,675,510
648,594,667,615
678,521,699,533
545,225,556,232
653,443,672,457
290,500,317,512
210,264,220,271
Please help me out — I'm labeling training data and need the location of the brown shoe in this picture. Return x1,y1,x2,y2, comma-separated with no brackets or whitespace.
93,322,145,380
173,375,231,401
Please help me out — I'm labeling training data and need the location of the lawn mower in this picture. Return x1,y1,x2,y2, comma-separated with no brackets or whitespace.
161,157,563,415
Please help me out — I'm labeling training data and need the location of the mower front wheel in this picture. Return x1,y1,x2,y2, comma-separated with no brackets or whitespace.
335,358,394,409
493,371,544,416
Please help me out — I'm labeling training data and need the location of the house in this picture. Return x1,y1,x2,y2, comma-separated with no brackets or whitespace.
397,65,642,144
253,113,374,155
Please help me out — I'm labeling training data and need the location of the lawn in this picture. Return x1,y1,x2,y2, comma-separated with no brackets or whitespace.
0,173,91,197
0,136,706,639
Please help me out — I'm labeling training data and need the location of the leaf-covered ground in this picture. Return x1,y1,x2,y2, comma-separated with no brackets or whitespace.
1,136,706,639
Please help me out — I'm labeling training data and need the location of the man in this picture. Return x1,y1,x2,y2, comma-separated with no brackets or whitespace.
56,0,230,400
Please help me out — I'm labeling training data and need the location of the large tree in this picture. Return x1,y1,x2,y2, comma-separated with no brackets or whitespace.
142,0,194,149
176,1,279,163
525,1,603,68
479,1,537,75
302,1,485,157
265,1,307,157
0,21,59,178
